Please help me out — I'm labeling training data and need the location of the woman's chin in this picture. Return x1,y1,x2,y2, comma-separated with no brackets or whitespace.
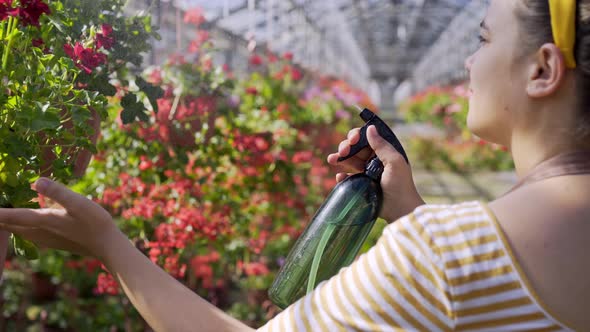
466,117,501,144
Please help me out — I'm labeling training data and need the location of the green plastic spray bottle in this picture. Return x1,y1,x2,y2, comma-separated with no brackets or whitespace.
268,108,409,309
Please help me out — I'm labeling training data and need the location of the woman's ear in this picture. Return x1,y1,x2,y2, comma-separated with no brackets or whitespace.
526,43,567,98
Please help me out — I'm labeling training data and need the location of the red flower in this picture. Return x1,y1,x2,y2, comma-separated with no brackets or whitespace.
188,31,210,53
245,87,258,95
15,0,50,27
63,42,107,74
267,52,278,63
196,30,209,44
184,7,206,27
249,54,263,66
291,68,303,81
283,52,293,61
31,37,44,47
96,24,115,50
238,261,270,276
148,68,162,85
167,54,186,65
292,151,313,163
200,57,213,72
0,0,17,21
277,102,288,114
94,272,119,295
188,40,200,53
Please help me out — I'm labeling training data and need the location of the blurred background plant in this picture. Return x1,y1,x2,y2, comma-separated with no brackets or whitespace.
399,85,514,172
2,5,380,330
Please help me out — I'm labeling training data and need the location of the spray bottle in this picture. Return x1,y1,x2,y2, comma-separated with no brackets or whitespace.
268,108,409,309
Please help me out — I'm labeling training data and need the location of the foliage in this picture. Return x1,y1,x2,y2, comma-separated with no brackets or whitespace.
3,7,379,330
399,85,514,172
0,0,161,259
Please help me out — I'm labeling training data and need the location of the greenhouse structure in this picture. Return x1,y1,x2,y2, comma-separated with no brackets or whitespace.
128,0,486,120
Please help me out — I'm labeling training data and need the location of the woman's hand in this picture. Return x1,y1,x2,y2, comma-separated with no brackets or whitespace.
327,125,425,222
0,178,253,332
0,178,121,259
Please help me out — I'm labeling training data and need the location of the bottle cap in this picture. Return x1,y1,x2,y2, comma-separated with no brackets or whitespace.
365,157,384,180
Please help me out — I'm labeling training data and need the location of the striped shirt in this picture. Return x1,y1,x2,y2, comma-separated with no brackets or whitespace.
258,201,573,331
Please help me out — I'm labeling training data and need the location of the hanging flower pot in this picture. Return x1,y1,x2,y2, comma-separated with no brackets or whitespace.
39,107,102,179
31,271,57,302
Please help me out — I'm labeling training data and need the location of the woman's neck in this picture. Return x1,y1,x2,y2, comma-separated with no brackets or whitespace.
510,132,590,178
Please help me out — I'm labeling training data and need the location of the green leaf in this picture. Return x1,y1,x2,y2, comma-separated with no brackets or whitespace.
46,15,66,33
11,234,39,260
31,106,61,131
82,73,117,97
120,94,148,124
135,77,163,113
0,171,18,187
71,106,91,126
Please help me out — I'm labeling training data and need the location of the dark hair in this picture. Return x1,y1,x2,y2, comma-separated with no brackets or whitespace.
516,1,590,138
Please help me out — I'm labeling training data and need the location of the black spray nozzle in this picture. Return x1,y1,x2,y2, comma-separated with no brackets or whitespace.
337,108,409,164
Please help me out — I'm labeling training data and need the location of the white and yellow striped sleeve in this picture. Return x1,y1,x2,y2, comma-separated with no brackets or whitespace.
257,212,455,332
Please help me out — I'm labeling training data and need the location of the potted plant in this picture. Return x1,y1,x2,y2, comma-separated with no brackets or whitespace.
0,0,161,273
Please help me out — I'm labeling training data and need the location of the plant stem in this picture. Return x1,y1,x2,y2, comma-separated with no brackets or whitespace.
2,17,17,71
168,93,181,121
1,20,6,41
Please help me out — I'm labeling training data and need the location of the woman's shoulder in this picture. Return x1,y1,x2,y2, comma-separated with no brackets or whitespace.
388,201,575,330
382,200,502,264
389,201,496,244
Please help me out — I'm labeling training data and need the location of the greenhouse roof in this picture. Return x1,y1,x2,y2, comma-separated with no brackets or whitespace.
175,0,472,84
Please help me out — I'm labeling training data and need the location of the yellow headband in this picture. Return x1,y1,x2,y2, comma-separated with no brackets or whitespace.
549,0,577,68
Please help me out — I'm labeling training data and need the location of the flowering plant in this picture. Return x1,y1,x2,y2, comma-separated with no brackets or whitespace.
0,0,159,256
3,7,379,329
1,11,379,329
399,84,514,172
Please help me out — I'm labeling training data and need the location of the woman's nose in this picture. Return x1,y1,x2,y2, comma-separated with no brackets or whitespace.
464,54,474,72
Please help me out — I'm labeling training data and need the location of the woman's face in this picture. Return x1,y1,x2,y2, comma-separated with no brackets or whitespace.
464,0,529,146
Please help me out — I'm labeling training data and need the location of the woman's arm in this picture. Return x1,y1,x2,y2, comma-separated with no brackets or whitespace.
0,179,254,332
101,230,253,332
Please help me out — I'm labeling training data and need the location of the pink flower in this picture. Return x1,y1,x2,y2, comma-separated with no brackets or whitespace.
238,261,270,276
292,151,313,163
267,52,278,63
184,7,206,26
291,68,302,81
196,30,209,44
94,272,119,295
187,30,210,53
283,52,293,61
200,57,213,72
245,87,258,95
335,109,351,120
249,54,263,66
148,68,162,84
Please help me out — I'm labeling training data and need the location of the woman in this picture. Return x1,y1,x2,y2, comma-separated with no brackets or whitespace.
1,0,589,330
